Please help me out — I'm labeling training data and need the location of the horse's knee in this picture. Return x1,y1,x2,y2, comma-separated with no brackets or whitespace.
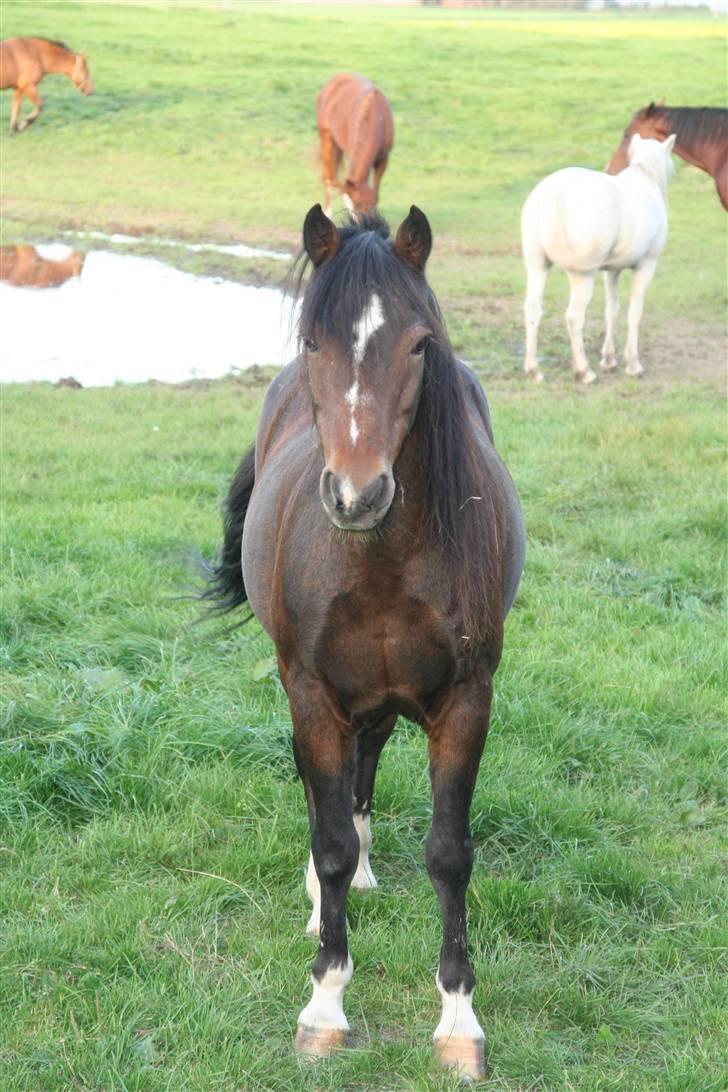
426,828,474,894
312,825,359,888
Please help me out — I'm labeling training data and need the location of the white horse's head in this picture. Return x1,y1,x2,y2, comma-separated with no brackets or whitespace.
628,133,676,196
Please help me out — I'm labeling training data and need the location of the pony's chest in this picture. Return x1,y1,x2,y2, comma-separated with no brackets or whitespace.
310,588,460,720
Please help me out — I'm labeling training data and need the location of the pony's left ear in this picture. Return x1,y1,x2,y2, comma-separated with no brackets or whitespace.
394,206,432,272
303,204,340,268
663,133,677,155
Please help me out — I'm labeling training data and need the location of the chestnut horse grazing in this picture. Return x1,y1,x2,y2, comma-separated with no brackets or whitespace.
0,37,94,131
206,206,525,1080
317,73,394,216
0,245,85,287
522,134,675,383
608,102,728,210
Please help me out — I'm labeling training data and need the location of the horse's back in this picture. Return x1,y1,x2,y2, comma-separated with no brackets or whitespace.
0,37,43,88
522,168,621,269
317,72,392,156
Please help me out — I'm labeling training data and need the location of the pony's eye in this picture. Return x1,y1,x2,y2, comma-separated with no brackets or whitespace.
303,337,319,354
411,337,428,357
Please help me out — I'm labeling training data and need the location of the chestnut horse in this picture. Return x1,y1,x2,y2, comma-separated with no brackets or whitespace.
206,206,525,1080
0,245,85,287
317,73,394,217
0,37,94,131
608,102,728,211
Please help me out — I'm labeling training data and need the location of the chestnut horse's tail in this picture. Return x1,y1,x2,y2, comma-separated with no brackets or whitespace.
202,445,255,615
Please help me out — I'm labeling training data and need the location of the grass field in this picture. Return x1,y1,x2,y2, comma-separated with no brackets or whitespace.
1,2,727,1090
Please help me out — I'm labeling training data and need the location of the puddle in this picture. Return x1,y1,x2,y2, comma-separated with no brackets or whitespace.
0,244,298,387
67,230,292,262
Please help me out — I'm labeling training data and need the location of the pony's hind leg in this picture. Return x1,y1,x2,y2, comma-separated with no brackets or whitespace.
427,676,491,1082
523,259,548,382
624,259,657,377
351,714,396,891
289,678,358,1056
600,270,621,371
10,89,23,132
565,269,596,383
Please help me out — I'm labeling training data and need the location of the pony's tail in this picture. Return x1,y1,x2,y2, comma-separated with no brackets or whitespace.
201,445,255,616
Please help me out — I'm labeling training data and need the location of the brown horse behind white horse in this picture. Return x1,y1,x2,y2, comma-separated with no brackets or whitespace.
0,36,94,131
317,73,394,217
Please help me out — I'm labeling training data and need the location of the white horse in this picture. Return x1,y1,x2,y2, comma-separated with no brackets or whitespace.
521,133,676,383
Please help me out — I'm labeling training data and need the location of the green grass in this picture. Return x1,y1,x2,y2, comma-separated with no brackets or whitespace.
1,3,727,1090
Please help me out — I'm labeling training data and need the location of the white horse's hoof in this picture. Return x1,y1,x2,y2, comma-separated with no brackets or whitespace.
525,368,544,383
625,362,644,377
435,1035,486,1082
599,356,618,371
576,368,597,385
295,1024,349,1057
351,864,378,891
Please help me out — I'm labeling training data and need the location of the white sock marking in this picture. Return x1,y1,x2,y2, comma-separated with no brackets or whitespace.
305,852,321,936
351,812,378,890
298,955,353,1032
433,976,485,1043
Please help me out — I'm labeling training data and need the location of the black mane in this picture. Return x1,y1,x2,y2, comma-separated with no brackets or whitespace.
658,106,728,146
293,213,503,650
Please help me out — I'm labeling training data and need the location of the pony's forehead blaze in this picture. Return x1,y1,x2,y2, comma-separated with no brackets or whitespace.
352,293,386,365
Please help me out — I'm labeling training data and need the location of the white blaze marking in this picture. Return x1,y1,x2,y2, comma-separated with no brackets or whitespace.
352,293,385,366
433,976,485,1043
346,381,360,446
305,852,321,936
351,812,378,890
341,476,356,510
298,955,353,1032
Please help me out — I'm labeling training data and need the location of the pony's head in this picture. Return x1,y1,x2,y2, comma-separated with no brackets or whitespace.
300,204,433,532
607,101,672,173
342,178,378,215
72,52,94,95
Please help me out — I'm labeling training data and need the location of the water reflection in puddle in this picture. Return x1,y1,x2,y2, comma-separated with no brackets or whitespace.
0,244,297,387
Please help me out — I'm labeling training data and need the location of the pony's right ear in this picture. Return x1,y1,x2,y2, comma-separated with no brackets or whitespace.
303,205,340,268
646,101,656,116
394,206,432,272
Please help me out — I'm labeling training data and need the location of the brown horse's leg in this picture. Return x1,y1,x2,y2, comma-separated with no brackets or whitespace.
289,675,358,1056
319,129,342,219
371,155,389,206
426,676,491,1082
10,89,23,132
17,85,42,131
351,714,397,891
715,160,728,212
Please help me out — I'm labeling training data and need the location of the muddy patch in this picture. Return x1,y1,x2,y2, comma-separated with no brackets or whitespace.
0,243,298,387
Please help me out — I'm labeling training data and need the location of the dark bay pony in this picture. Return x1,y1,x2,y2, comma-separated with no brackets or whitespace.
608,102,728,210
317,73,394,217
207,205,525,1080
0,244,85,287
0,36,94,131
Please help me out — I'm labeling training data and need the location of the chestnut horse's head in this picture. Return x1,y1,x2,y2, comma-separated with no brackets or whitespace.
300,204,433,532
72,52,95,95
607,101,672,173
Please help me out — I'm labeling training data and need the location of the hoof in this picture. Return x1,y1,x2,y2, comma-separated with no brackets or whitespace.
351,865,378,892
625,362,644,377
599,356,618,371
525,368,544,383
295,1024,349,1058
435,1035,485,1082
575,368,597,385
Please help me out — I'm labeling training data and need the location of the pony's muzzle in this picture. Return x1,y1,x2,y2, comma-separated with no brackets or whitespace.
320,467,394,531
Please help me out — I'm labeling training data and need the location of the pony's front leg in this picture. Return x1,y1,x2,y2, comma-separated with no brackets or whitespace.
624,259,657,377
565,270,596,383
427,678,491,1082
10,89,23,132
600,270,621,371
289,677,358,1057
17,85,42,131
